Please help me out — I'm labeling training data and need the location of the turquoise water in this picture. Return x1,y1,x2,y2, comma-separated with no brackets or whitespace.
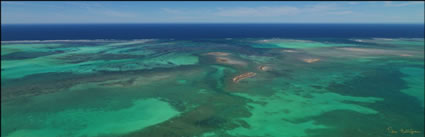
1,38,424,137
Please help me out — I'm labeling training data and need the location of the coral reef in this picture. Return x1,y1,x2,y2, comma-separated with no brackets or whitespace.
232,72,256,83
302,58,320,63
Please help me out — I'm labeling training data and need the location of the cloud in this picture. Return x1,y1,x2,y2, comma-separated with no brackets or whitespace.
1,1,27,5
1,1,64,8
215,6,300,17
384,1,424,7
214,4,352,17
327,11,353,15
64,2,138,18
158,3,353,18
303,4,340,12
161,8,185,14
100,10,137,18
347,2,359,5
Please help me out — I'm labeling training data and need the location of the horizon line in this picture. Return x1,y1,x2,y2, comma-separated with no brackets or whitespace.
2,22,425,25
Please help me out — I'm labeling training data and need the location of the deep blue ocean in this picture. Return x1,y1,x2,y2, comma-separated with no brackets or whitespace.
1,24,424,41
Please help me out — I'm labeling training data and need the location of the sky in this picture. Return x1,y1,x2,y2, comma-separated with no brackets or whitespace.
1,1,424,24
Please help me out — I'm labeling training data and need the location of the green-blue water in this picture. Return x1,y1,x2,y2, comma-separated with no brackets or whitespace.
1,38,424,137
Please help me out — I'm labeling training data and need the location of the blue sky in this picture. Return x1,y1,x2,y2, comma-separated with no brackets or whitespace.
1,1,424,24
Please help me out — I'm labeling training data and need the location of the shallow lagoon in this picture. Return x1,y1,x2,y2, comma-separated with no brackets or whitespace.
1,38,424,137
